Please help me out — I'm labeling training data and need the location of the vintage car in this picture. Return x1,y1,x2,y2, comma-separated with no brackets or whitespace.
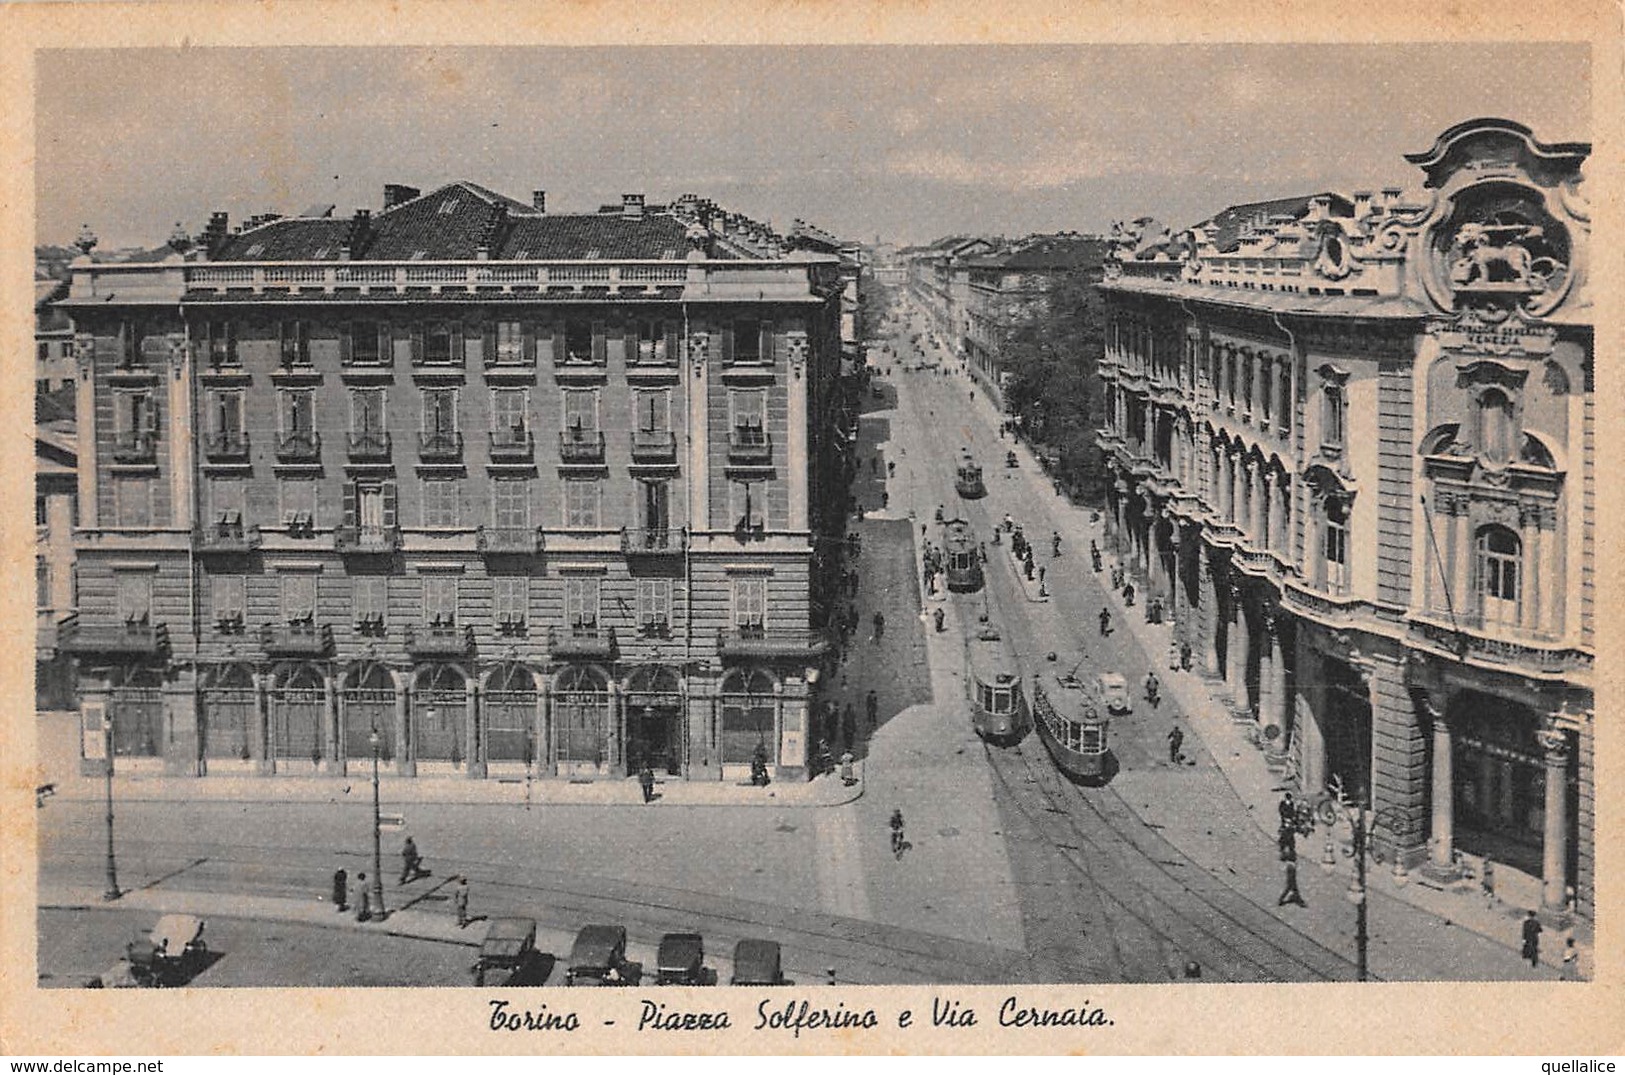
474,917,545,987
1098,672,1133,716
729,938,791,986
656,932,714,985
565,924,642,986
125,914,208,988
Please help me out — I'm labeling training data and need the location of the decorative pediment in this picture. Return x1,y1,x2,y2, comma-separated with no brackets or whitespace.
1455,359,1530,391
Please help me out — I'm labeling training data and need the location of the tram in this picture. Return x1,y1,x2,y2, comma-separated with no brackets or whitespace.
942,518,984,593
1032,672,1111,784
967,620,1030,744
954,455,986,499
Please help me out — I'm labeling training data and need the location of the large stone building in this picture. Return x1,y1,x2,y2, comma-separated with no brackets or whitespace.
1097,119,1594,917
58,183,849,784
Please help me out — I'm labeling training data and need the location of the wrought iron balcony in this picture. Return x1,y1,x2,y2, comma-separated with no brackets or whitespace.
476,525,545,555
1408,616,1593,677
621,527,687,557
417,430,464,462
347,430,392,462
717,626,829,661
333,524,400,555
558,429,606,464
111,430,158,464
547,623,617,660
726,428,772,465
194,518,262,555
630,429,678,463
56,613,169,658
204,431,250,463
488,428,535,462
405,622,475,657
275,430,322,463
260,620,333,658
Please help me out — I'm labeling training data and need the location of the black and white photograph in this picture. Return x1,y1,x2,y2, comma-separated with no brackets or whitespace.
5,0,1618,1057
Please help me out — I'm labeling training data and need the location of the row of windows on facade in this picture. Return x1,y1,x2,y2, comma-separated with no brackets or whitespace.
106,572,773,635
114,384,772,447
140,317,784,368
113,474,773,532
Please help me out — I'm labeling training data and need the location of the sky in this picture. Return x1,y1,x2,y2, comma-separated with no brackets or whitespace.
35,44,1591,250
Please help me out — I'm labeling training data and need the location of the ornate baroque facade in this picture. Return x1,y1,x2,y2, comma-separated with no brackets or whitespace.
1097,119,1594,916
57,184,848,785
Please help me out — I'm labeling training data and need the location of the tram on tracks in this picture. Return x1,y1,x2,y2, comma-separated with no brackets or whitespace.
1032,671,1112,784
966,619,1029,744
954,454,986,499
942,518,984,593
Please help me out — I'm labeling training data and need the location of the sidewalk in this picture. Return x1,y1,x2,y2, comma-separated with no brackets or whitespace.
972,370,1593,978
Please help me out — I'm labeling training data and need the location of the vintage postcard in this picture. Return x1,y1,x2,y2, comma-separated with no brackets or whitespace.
1,0,1619,1057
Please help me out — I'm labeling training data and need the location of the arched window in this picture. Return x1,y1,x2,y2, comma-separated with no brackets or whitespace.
1478,389,1515,465
720,668,777,765
1322,383,1345,448
1476,525,1521,628
555,665,609,765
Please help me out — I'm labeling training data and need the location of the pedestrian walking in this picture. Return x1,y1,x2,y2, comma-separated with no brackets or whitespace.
1277,858,1307,907
866,689,878,729
933,606,946,633
889,809,906,860
1168,639,1181,671
1037,565,1046,586
872,611,885,643
453,877,470,928
399,836,425,886
639,764,655,804
1167,724,1184,765
1124,582,1136,608
1522,910,1543,967
355,873,371,922
840,751,856,787
1098,607,1112,636
1180,640,1193,671
332,868,349,913
1561,936,1578,980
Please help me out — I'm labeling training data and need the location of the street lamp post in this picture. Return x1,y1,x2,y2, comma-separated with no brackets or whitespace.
370,728,385,920
102,716,120,901
1326,795,1408,982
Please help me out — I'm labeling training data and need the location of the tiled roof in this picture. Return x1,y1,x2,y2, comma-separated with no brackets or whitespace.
500,214,696,261
1196,193,1354,254
35,278,68,310
1100,272,1428,319
212,219,349,261
968,235,1109,273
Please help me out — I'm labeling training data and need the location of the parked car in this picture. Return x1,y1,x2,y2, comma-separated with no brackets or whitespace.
729,938,791,986
474,917,546,987
125,915,208,988
565,925,641,986
656,932,714,985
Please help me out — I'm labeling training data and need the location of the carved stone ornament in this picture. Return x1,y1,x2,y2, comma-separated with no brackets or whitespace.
1425,184,1575,318
1430,307,1557,358
73,334,96,367
785,332,809,372
1312,224,1354,281
1535,726,1570,762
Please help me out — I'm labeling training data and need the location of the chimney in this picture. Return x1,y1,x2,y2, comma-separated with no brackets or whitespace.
201,211,230,257
341,208,371,260
1308,195,1332,220
1380,186,1403,213
383,184,420,210
1352,191,1373,220
622,193,645,219
532,189,546,213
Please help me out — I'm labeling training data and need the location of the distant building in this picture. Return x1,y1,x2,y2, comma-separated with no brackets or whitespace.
904,235,995,348
37,275,79,711
1098,119,1594,917
57,183,849,783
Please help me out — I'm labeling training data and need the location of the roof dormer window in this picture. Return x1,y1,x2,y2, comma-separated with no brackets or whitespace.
438,199,460,215
244,243,264,258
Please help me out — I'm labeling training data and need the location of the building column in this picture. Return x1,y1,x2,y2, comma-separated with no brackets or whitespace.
254,671,273,776
608,682,624,776
1537,726,1572,911
1423,697,1459,876
535,684,552,777
395,676,415,777
1199,552,1222,679
324,674,340,776
1224,585,1245,707
1263,471,1278,552
465,679,486,779
1295,638,1325,793
1262,616,1289,760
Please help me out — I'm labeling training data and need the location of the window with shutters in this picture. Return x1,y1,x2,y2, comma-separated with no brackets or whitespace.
421,478,460,528
345,480,398,536
422,575,458,626
563,389,598,433
492,388,527,440
347,320,385,366
280,388,315,435
351,387,386,434
202,320,237,367
1322,497,1350,594
732,576,768,630
731,389,766,437
563,320,594,364
116,571,152,624
354,577,387,635
730,480,765,532
635,389,669,433
637,578,672,637
563,478,600,528
492,476,530,528
279,320,309,367
212,575,246,630
1321,382,1346,449
279,477,317,529
36,558,50,610
114,389,154,437
493,576,528,632
420,388,460,457
212,389,244,437
1477,525,1521,628
209,478,246,525
114,477,152,528
280,572,317,624
564,576,600,630
635,319,673,365
493,321,526,365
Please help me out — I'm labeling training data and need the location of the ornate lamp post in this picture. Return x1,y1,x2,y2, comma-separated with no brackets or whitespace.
369,728,385,920
1317,792,1409,981
102,713,120,902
